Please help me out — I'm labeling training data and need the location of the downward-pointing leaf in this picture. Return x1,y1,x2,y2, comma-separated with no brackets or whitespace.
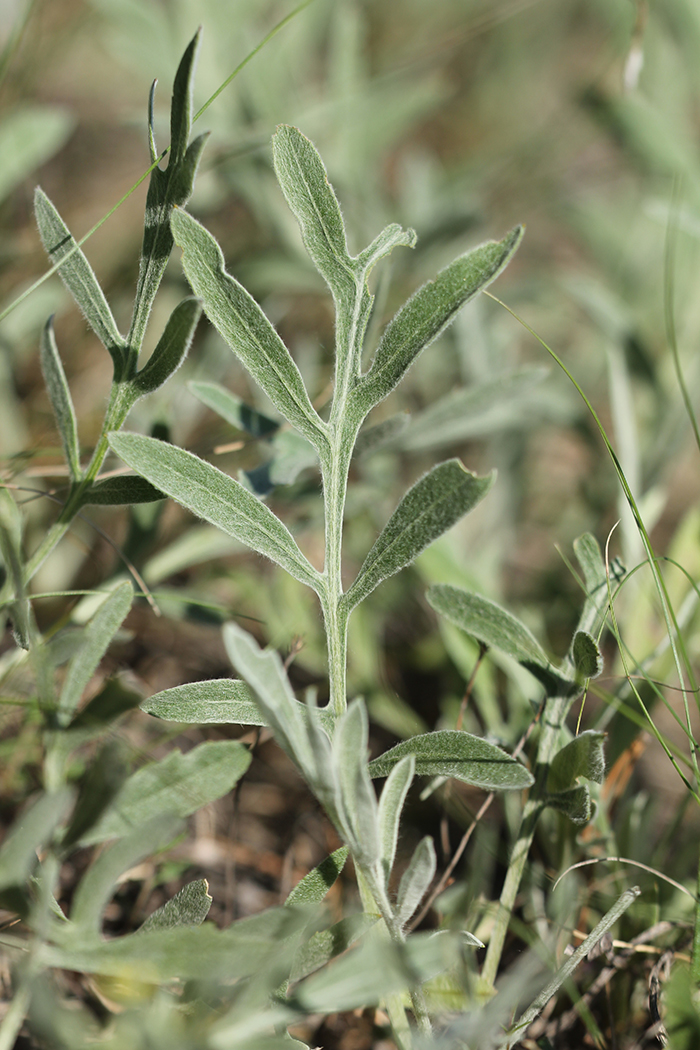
355,225,524,411
40,317,80,480
34,187,125,363
368,731,533,790
80,740,251,845
343,461,494,612
58,582,133,726
107,433,321,592
427,585,574,696
171,207,326,450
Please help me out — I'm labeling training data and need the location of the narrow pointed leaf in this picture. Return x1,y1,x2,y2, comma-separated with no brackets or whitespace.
396,836,436,927
0,789,74,892
169,29,200,166
40,317,80,480
356,223,417,274
356,225,524,410
169,131,210,207
334,700,380,863
108,433,322,592
548,730,606,793
80,740,251,845
142,678,263,725
58,581,133,726
71,814,185,935
83,475,164,505
272,125,354,301
378,755,415,886
139,878,212,932
34,187,125,360
344,461,494,612
285,846,349,907
189,380,279,437
368,730,533,790
132,296,202,396
427,585,575,696
572,629,603,679
171,208,327,449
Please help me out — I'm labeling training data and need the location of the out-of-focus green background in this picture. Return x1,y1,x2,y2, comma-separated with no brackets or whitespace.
3,0,700,853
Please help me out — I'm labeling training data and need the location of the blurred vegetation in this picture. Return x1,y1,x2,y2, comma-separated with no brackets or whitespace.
3,0,700,1046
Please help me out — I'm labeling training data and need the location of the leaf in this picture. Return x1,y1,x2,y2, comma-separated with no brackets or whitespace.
107,433,322,592
427,585,575,696
548,730,606,794
58,581,133,726
222,622,315,776
355,225,524,411
573,532,623,641
171,207,327,449
70,814,184,936
40,317,80,480
169,28,200,166
395,836,436,928
141,678,264,725
61,742,128,850
82,475,165,505
189,380,279,437
545,784,593,826
0,106,73,204
388,367,548,453
378,755,415,888
368,730,533,791
68,676,143,730
45,905,309,981
290,914,376,983
285,847,349,907
139,878,212,932
272,125,354,302
334,700,380,864
354,413,410,458
356,223,417,275
244,429,318,496
80,740,251,845
0,789,74,892
34,187,125,363
343,461,494,612
132,296,202,396
572,630,603,679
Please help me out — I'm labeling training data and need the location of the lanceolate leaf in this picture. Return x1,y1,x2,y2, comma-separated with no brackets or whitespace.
139,878,212,932
40,317,80,480
368,731,533,790
285,846,349,907
427,585,574,696
132,296,202,396
343,461,494,613
169,27,200,166
395,836,436,928
58,582,133,726
107,433,322,593
34,187,125,363
290,915,375,983
378,755,415,886
171,207,327,451
141,678,263,725
355,225,524,411
81,740,251,845
83,475,164,505
189,381,279,437
272,125,354,302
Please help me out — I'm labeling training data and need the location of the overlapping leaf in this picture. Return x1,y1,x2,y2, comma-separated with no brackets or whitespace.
368,730,533,790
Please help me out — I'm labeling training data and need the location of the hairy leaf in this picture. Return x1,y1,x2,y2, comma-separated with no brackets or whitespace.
0,789,74,892
142,678,262,725
290,914,376,983
344,461,494,612
378,755,415,887
355,225,524,411
81,740,251,845
545,784,593,826
34,187,125,363
285,847,349,907
427,585,574,696
395,836,436,928
171,208,327,449
139,878,212,932
40,317,81,480
132,296,202,396
108,433,321,592
189,380,279,437
368,731,533,790
572,630,603,679
548,730,606,794
334,700,380,864
83,475,164,505
58,582,133,726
